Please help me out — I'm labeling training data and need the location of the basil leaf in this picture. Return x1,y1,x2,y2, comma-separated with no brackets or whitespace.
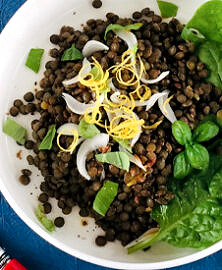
128,153,222,253
61,44,83,61
96,151,130,171
39,124,56,150
35,205,55,232
185,143,209,170
172,120,192,145
3,117,27,145
157,0,178,18
192,121,219,142
104,23,143,40
173,151,192,180
114,138,132,153
25,48,44,73
93,180,118,216
209,169,222,198
78,118,100,139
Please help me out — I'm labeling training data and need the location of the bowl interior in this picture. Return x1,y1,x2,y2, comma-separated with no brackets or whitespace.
0,0,219,269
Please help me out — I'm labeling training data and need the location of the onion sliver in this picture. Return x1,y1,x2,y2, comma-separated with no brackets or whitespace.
141,71,170,85
130,112,141,147
77,133,109,180
120,146,146,171
158,93,177,124
82,40,109,57
57,123,78,135
115,30,137,51
62,58,91,87
63,92,104,115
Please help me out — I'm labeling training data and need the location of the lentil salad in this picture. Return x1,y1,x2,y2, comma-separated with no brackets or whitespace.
3,1,222,253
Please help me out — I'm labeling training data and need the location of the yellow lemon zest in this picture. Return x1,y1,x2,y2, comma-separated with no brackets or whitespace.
143,120,163,130
57,129,79,153
163,95,174,114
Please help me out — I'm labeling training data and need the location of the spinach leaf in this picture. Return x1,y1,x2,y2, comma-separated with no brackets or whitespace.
192,121,219,142
157,0,178,18
25,48,44,73
104,23,143,40
209,169,222,198
93,181,118,216
96,151,130,171
78,118,100,139
185,143,209,170
181,27,205,44
128,153,222,253
3,117,27,145
61,44,83,61
172,120,192,145
173,151,192,179
39,124,56,150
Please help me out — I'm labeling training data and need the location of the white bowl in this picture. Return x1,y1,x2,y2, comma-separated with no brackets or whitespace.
0,0,221,269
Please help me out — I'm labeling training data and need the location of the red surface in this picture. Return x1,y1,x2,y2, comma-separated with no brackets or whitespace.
4,259,27,270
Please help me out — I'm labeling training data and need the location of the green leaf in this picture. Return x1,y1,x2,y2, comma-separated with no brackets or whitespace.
157,0,179,18
78,118,100,139
96,151,130,171
3,117,27,145
39,124,56,150
192,121,219,142
198,41,222,89
216,110,222,128
185,143,209,170
181,27,206,44
114,138,132,153
104,23,143,40
35,205,55,232
172,120,192,145
61,44,83,61
25,48,44,73
128,153,222,253
173,151,192,180
209,169,222,198
93,180,118,216
90,66,103,80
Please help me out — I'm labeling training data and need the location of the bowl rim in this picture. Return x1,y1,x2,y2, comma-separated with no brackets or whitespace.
0,0,221,269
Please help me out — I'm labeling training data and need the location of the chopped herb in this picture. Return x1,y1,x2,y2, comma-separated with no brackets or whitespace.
39,124,56,150
3,117,27,145
61,44,83,61
157,0,179,18
78,118,100,139
104,23,143,40
114,138,132,153
35,205,55,232
93,181,118,216
96,151,130,171
25,48,44,73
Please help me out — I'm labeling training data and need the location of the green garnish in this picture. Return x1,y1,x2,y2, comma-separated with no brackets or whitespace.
93,181,118,216
39,124,56,150
128,152,222,253
78,118,100,139
89,67,110,93
25,48,44,73
61,44,83,61
96,151,130,171
114,138,132,153
3,117,27,145
181,0,222,89
35,205,55,232
157,0,179,18
104,23,143,40
172,120,219,179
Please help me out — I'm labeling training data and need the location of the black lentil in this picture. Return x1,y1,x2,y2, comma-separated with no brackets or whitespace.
54,217,65,228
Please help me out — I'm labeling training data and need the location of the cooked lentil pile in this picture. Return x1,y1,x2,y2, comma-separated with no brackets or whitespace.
10,7,222,247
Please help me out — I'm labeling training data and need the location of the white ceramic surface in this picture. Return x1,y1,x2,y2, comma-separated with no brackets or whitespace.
0,0,221,269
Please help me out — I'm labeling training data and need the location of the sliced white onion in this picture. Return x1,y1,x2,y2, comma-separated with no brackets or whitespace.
110,91,121,103
62,58,91,87
77,133,109,180
115,29,137,51
130,112,141,147
158,92,177,124
120,146,146,171
141,71,170,85
100,168,106,181
57,123,78,135
82,40,109,57
62,92,104,115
